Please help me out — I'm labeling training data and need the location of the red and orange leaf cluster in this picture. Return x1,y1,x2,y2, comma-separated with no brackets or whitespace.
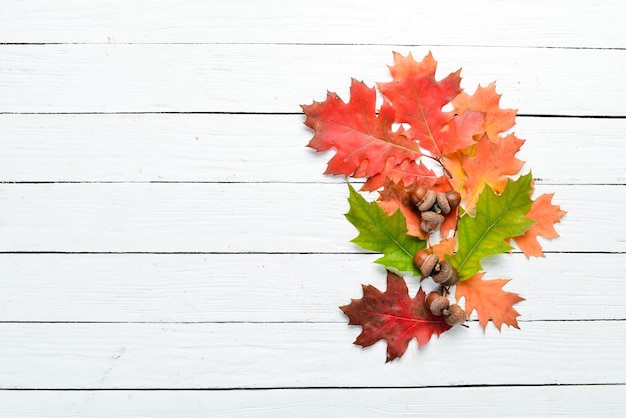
303,52,566,360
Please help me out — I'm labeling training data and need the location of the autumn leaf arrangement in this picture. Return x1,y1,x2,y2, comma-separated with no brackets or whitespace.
302,52,566,362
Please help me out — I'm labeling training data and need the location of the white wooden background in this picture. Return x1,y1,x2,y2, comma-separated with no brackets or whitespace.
1,1,625,416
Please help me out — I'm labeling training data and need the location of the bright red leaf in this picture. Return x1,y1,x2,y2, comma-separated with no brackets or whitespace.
455,273,524,331
340,271,452,362
302,78,421,180
363,159,439,192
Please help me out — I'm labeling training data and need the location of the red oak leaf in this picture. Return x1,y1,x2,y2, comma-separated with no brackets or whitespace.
377,179,425,239
452,82,517,140
461,134,525,211
512,193,567,257
455,273,524,331
302,78,421,180
340,271,452,362
378,52,484,158
362,159,439,192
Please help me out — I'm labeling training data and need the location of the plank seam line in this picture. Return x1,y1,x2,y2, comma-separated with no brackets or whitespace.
1,382,624,391
0,319,623,324
0,112,624,119
0,251,623,255
1,181,624,186
0,42,625,51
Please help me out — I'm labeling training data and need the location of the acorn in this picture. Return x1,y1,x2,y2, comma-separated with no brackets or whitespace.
443,304,466,326
431,260,458,286
436,192,451,214
420,211,444,233
416,189,437,212
408,185,428,207
429,295,450,316
445,190,461,210
425,291,442,310
413,250,439,276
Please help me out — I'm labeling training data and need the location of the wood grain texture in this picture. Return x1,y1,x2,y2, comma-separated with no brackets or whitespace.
0,44,624,115
0,114,624,184
0,253,623,323
0,182,600,253
1,386,625,417
1,0,625,415
0,322,624,389
1,0,624,48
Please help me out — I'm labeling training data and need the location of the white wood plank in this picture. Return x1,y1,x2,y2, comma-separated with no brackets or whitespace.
0,321,624,388
1,0,624,49
1,386,625,417
0,253,623,323
0,114,623,184
0,45,624,115
0,183,607,253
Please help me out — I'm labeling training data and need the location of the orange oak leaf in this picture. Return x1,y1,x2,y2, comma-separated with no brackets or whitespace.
438,209,458,240
430,237,456,260
302,78,421,180
441,151,466,195
452,82,517,140
512,193,567,257
378,52,484,158
461,134,525,211
455,273,524,331
340,271,452,362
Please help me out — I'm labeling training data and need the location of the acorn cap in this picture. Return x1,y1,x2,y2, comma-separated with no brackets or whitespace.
417,189,437,212
420,253,439,276
443,266,459,286
425,291,443,310
432,260,456,284
436,192,451,214
429,295,450,316
420,211,444,234
443,304,466,325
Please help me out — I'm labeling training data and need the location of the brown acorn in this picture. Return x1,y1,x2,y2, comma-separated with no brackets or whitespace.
443,304,466,326
413,250,439,276
443,268,459,287
420,211,444,233
445,190,461,210
417,189,437,212
425,291,442,310
429,295,450,316
436,192,451,214
431,260,458,286
408,185,428,207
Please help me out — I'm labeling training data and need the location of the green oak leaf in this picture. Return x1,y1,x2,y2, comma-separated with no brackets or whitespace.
449,173,535,280
345,183,426,276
